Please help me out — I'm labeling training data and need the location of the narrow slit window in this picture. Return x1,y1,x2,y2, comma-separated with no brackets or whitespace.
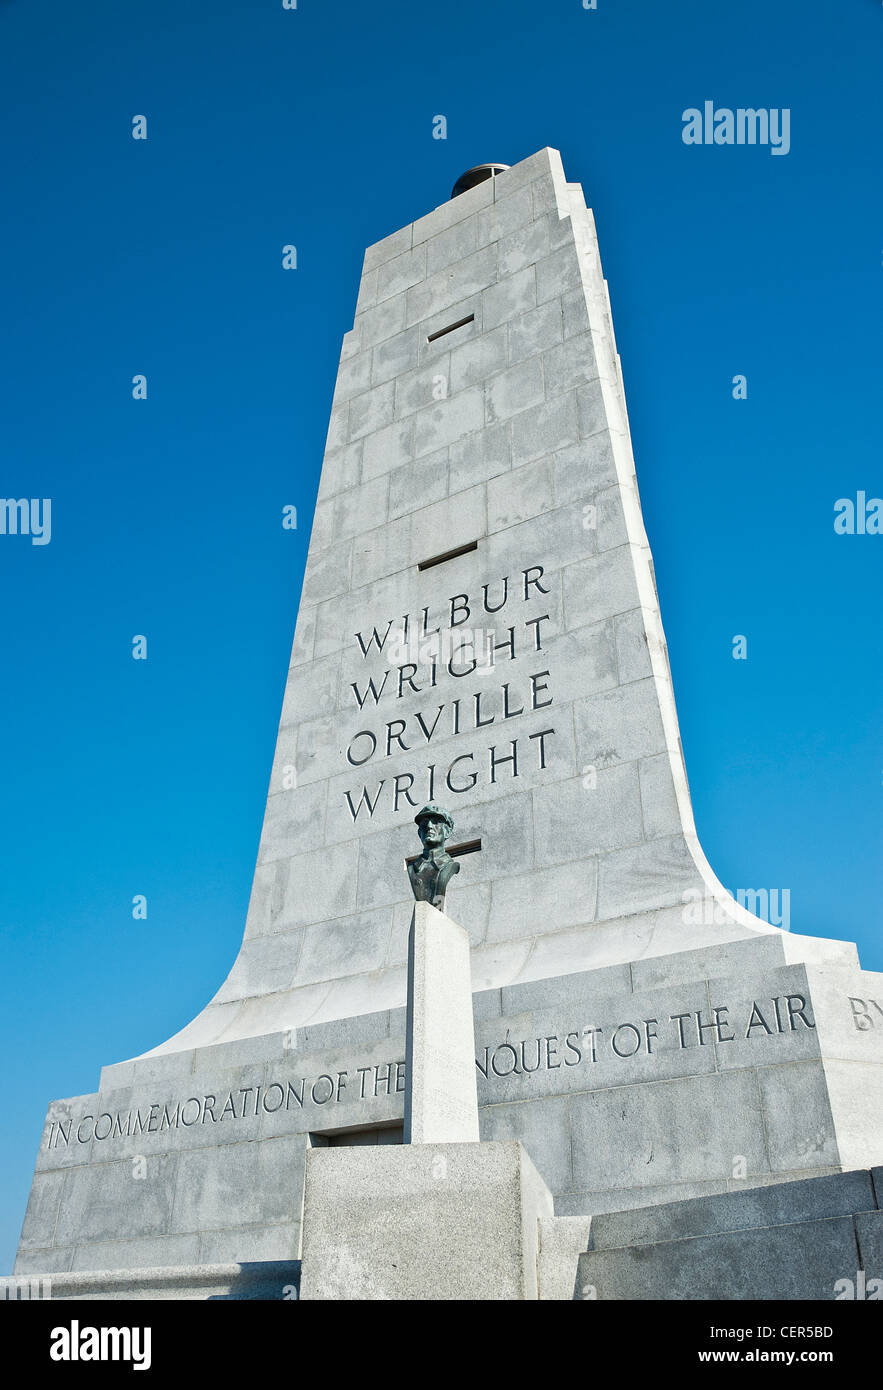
426,313,475,343
310,1124,403,1148
418,540,478,571
449,838,482,858
406,838,481,867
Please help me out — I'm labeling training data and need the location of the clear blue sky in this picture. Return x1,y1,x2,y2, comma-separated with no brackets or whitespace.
1,0,880,1273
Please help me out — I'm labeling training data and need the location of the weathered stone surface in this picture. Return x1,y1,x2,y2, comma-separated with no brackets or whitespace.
574,1166,882,1300
854,1210,883,1281
577,1217,859,1300
537,1215,592,1301
587,1170,877,1251
299,1141,552,1300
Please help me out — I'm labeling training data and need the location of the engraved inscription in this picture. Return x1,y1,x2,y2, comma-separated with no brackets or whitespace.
343,563,557,820
44,994,821,1152
848,996,883,1031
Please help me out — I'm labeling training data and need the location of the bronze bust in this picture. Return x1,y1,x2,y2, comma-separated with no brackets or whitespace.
407,803,460,911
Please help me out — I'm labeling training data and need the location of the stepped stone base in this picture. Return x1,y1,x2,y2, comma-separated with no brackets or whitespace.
15,935,883,1278
571,1168,883,1301
9,1170,881,1300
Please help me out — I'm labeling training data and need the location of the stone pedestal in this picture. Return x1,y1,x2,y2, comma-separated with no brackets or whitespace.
404,903,480,1144
298,1140,553,1300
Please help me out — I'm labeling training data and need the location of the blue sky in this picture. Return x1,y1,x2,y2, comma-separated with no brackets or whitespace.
1,0,880,1273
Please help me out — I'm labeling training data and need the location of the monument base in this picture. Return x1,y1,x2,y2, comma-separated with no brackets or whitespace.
16,934,883,1278
298,1140,553,1300
574,1167,883,1300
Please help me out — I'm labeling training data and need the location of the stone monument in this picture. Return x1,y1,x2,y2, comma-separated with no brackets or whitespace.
12,148,883,1299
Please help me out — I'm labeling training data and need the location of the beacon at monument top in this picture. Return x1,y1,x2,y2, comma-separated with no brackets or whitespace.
450,163,510,198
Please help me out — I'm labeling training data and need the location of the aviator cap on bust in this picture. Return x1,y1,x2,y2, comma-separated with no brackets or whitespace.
413,803,454,834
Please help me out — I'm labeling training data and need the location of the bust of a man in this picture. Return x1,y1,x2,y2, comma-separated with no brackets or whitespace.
407,803,460,911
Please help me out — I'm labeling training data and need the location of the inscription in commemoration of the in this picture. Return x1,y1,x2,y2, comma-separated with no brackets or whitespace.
343,564,556,821
43,993,830,1151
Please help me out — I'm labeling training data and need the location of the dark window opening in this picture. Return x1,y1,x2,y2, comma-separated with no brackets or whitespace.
405,838,481,867
418,540,478,571
426,313,475,343
310,1123,403,1148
